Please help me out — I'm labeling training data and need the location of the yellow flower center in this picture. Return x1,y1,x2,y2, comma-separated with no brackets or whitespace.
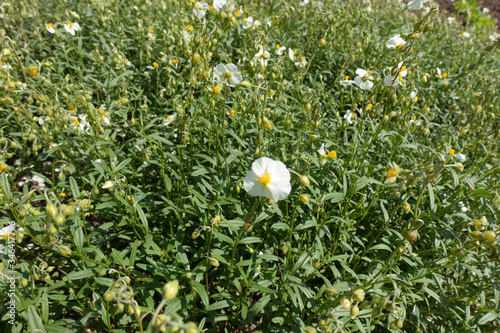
153,62,158,68
345,75,349,80
442,73,447,78
386,168,397,179
449,149,455,156
61,192,67,197
230,110,236,117
396,43,403,48
214,86,221,94
173,59,179,63
72,118,80,125
210,5,214,10
47,23,53,28
149,29,153,33
69,23,74,28
244,18,248,23
401,66,406,71
293,50,298,55
327,150,337,158
167,115,172,121
256,172,271,187
189,26,194,31
3,233,14,241
276,44,280,49
367,103,373,109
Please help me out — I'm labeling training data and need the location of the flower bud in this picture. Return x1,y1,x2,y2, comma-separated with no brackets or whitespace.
325,286,336,297
240,80,251,88
104,291,115,302
483,231,496,242
402,202,411,214
46,203,58,218
163,280,179,300
350,304,360,317
300,194,310,203
54,214,65,227
210,258,219,267
300,175,310,187
353,288,365,302
62,205,74,217
261,117,273,130
305,326,317,333
102,180,115,190
453,163,464,172
405,229,419,243
470,231,482,239
341,298,351,309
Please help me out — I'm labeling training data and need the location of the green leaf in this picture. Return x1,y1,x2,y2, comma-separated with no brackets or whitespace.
27,305,44,332
427,183,436,211
239,237,262,244
478,311,498,325
135,204,149,232
69,176,80,198
191,280,210,308
66,269,95,280
206,300,230,311
470,189,493,198
1,173,11,201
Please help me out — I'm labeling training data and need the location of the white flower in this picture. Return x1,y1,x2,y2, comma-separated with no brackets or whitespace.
213,63,243,87
450,91,461,100
317,144,337,159
288,48,297,61
45,23,56,34
353,68,374,90
410,90,418,100
275,44,286,55
0,225,15,241
101,115,110,127
407,0,428,10
455,153,466,162
162,114,177,126
242,16,254,29
447,17,456,24
253,47,270,67
193,2,209,19
243,157,291,201
38,116,52,125
69,114,90,134
181,29,191,42
213,0,227,10
383,61,407,87
489,33,499,41
459,201,468,212
462,32,470,38
386,34,406,49
295,57,307,68
253,20,261,28
64,22,81,35
344,110,356,124
482,7,490,14
299,0,310,6
134,139,147,151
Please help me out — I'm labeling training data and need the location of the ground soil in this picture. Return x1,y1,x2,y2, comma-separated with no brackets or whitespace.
434,0,500,30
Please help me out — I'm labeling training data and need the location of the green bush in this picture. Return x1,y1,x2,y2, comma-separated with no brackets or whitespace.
0,0,499,332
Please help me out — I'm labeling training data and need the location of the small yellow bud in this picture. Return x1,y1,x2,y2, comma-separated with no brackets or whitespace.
325,286,336,297
350,304,360,318
341,298,351,309
353,288,365,302
483,231,496,242
102,180,115,190
300,175,310,187
210,258,219,267
163,280,179,300
300,194,310,203
46,203,58,218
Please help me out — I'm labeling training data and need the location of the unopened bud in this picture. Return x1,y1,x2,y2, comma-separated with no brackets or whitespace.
353,288,365,302
163,280,179,300
350,304,360,317
325,286,336,297
300,175,310,187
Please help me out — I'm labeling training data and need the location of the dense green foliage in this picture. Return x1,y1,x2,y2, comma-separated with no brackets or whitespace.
0,0,499,332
